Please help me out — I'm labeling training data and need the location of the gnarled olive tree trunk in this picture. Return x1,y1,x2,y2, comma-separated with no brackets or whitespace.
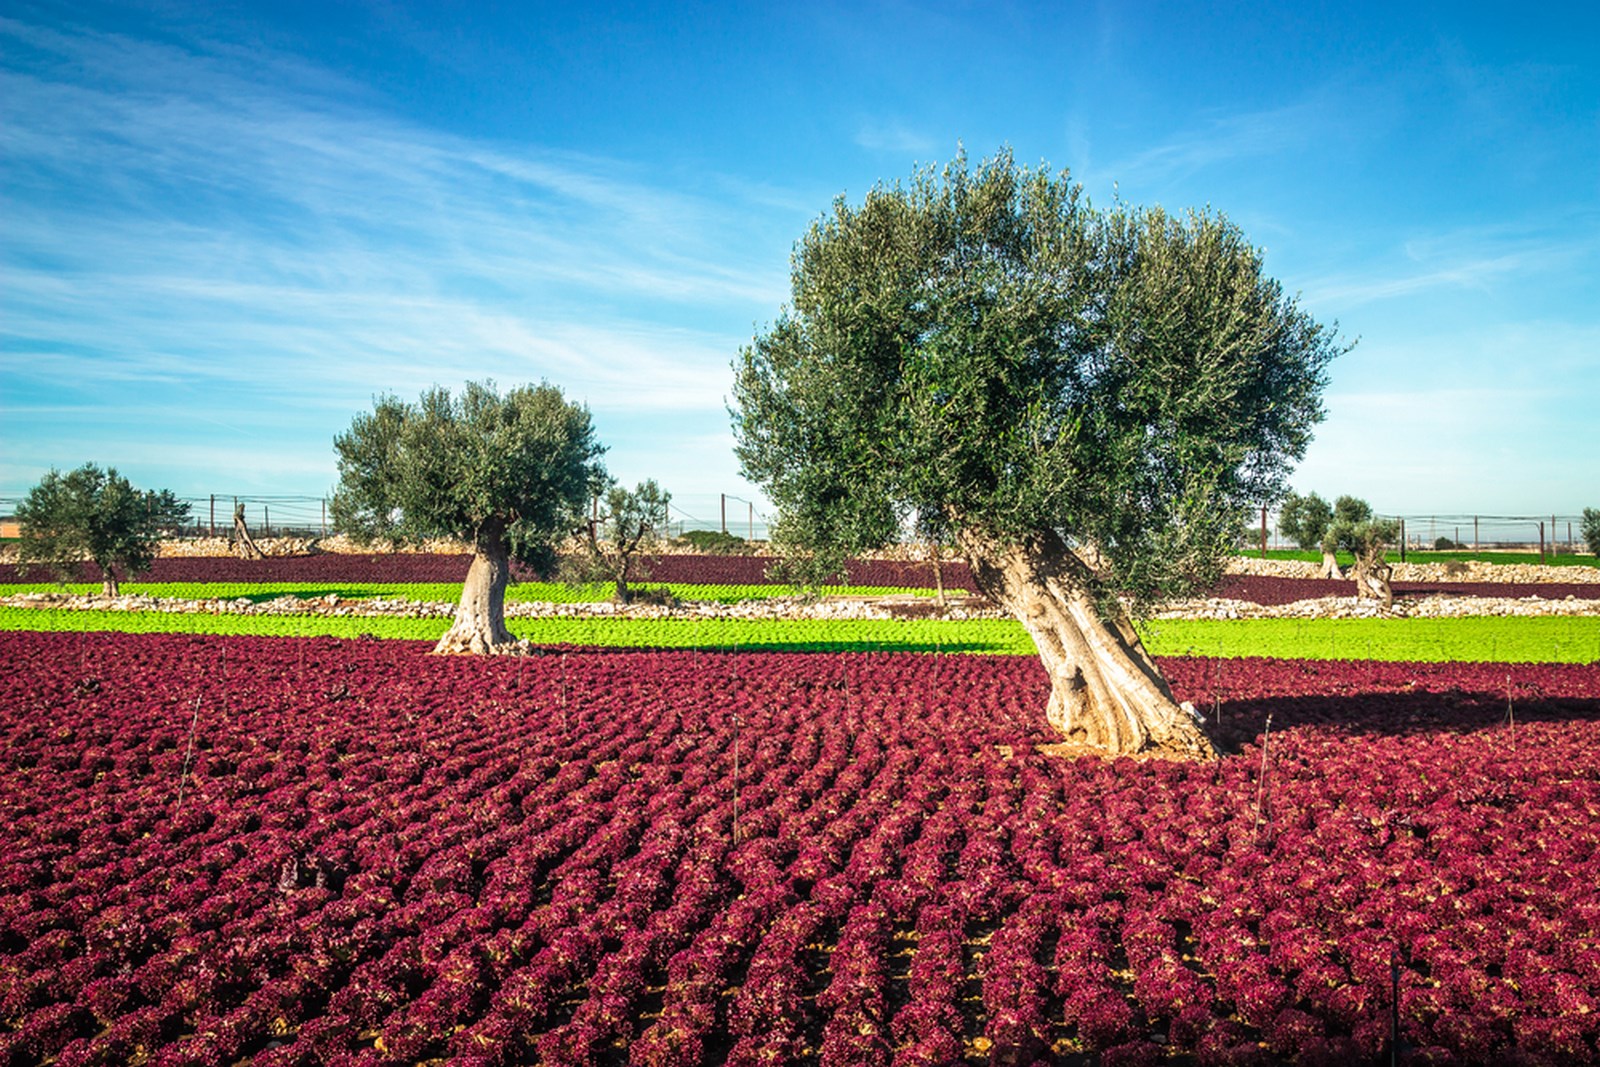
959,529,1216,760
1350,550,1393,610
434,520,522,655
233,503,264,561
99,565,119,597
1317,549,1344,580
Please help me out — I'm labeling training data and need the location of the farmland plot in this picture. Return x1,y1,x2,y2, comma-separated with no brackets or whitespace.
2,631,1598,1065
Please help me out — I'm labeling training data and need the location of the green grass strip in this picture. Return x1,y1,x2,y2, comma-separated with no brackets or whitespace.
1,581,963,605
2,608,1595,663
1139,617,1599,664
0,608,1026,652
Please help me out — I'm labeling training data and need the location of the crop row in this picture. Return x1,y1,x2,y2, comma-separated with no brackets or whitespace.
2,631,1598,1064
3,607,1597,664
7,557,1595,605
0,582,956,606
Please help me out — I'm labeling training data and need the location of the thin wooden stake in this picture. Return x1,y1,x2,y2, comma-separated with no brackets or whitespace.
1253,712,1274,840
176,696,202,811
1506,673,1515,755
732,712,741,844
1212,656,1222,725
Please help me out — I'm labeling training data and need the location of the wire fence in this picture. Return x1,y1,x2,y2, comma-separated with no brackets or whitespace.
0,494,779,542
1246,510,1592,555
0,495,1590,554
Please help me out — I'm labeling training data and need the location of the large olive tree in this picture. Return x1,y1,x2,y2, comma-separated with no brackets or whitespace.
332,380,604,654
732,150,1343,759
17,464,189,595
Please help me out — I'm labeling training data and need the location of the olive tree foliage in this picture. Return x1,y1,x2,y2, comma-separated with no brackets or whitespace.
147,490,192,532
1583,508,1600,557
564,478,672,604
1278,490,1343,578
331,380,604,654
732,149,1343,758
17,464,190,595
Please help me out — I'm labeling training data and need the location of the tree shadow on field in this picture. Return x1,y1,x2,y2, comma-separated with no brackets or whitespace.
1203,686,1600,755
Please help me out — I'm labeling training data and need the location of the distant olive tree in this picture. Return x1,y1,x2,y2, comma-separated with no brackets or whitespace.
565,478,672,604
1323,495,1399,608
147,489,193,534
1278,491,1342,578
1583,508,1600,557
17,464,188,595
675,529,751,555
332,380,604,654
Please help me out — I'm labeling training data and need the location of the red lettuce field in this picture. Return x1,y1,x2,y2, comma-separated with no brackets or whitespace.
2,631,1598,1065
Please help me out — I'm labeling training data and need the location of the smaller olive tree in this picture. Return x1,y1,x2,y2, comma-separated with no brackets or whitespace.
148,489,193,534
331,380,604,654
17,464,189,595
565,478,672,604
1277,491,1342,578
1582,507,1600,557
1323,495,1399,608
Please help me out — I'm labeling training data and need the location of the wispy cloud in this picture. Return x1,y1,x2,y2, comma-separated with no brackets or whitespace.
854,118,937,154
0,17,795,439
1300,225,1597,310
1101,98,1337,189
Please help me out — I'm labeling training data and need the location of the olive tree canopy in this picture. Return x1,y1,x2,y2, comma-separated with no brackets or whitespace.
17,464,188,596
1580,508,1600,557
1278,490,1343,578
332,380,604,654
732,150,1344,758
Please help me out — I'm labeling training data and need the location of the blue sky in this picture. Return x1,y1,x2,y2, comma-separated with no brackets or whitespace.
3,0,1597,529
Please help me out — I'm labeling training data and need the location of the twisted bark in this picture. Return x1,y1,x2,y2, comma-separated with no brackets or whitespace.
959,528,1216,760
433,519,523,655
232,504,263,561
1351,550,1393,610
